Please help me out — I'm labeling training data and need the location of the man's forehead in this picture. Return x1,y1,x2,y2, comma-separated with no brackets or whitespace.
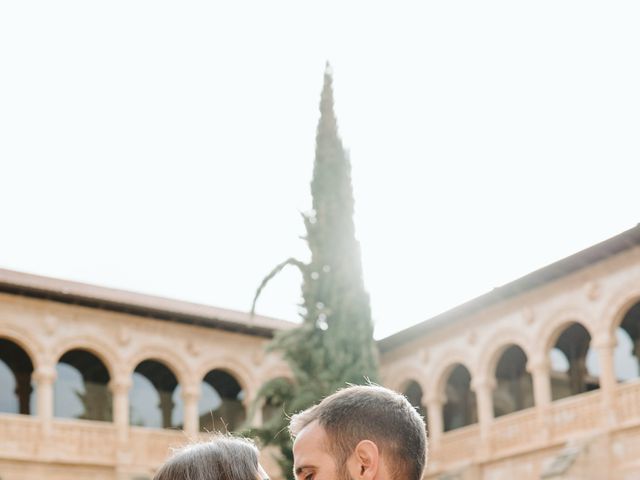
294,420,324,446
293,420,328,464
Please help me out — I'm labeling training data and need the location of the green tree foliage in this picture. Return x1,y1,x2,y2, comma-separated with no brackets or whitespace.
247,64,379,479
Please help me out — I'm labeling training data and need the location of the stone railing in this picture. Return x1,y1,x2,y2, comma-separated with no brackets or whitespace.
549,389,602,442
0,415,184,470
128,427,190,468
616,381,640,427
489,408,538,455
49,418,118,465
0,413,41,460
437,423,480,465
430,386,632,472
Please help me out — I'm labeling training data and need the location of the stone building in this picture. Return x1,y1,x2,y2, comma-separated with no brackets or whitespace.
0,269,292,479
2,225,640,479
383,225,640,479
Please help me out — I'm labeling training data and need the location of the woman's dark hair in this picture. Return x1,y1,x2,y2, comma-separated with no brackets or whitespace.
153,435,261,480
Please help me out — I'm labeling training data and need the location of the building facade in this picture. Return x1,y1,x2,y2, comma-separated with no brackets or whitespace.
0,269,291,479
2,226,640,479
382,226,640,479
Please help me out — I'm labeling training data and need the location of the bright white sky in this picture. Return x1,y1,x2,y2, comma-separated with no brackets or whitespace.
1,2,639,339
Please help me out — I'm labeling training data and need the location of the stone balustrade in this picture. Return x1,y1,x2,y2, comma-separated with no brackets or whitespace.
436,423,481,466
548,389,602,441
488,408,538,455
426,380,640,477
616,380,640,426
128,427,189,469
0,414,284,479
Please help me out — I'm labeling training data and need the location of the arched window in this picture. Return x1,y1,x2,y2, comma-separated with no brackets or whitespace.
0,338,35,415
55,349,112,421
403,380,427,419
198,369,245,432
443,364,477,431
614,301,640,382
492,345,533,417
403,380,428,435
130,360,183,429
549,323,599,401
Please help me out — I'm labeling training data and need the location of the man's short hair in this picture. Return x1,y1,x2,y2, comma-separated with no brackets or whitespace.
289,384,427,480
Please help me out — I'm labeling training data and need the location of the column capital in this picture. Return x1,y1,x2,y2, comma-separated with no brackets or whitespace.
471,376,496,392
109,378,132,395
527,356,551,374
592,333,616,350
33,366,57,383
182,385,201,402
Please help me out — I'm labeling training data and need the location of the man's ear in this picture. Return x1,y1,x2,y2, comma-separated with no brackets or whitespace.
346,440,380,480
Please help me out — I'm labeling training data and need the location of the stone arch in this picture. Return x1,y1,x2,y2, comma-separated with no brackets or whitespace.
0,327,42,371
600,283,640,382
384,365,429,396
128,355,187,430
491,344,534,417
197,365,248,433
53,347,113,422
0,334,36,415
52,335,119,383
401,378,428,424
476,329,533,382
441,363,477,431
537,309,598,401
195,358,254,400
126,346,191,387
534,307,595,359
427,349,475,397
601,282,640,338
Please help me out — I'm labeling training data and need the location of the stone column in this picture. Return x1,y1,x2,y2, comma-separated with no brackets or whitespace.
527,355,551,441
182,384,201,438
472,376,495,427
110,376,133,477
593,333,617,427
109,377,132,442
425,393,445,452
471,376,495,458
528,355,551,408
33,365,56,434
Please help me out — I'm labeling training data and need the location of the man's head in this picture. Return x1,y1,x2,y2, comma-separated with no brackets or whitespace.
290,385,427,480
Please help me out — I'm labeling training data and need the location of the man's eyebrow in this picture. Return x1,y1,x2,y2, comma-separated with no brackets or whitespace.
294,465,313,475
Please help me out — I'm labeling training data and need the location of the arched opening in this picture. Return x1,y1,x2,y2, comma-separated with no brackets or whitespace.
0,338,35,415
403,380,427,419
55,349,112,421
130,360,183,429
492,345,534,417
442,364,477,431
198,369,245,432
403,380,428,434
614,301,640,382
549,322,599,401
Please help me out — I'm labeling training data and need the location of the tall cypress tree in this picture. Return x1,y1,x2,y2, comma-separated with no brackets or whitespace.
248,64,378,479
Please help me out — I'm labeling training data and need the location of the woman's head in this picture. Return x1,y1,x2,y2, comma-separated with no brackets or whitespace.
153,435,268,480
